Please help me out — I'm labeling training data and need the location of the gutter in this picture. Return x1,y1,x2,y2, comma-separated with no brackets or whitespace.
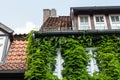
33,29,120,39
0,70,26,73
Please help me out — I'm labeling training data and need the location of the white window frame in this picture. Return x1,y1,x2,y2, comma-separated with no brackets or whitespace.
94,15,107,29
0,36,10,63
86,48,99,76
53,48,63,79
78,15,91,30
109,14,120,29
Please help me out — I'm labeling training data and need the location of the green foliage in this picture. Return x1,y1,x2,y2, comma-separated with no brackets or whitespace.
25,31,120,80
61,38,90,80
95,35,120,80
25,31,58,80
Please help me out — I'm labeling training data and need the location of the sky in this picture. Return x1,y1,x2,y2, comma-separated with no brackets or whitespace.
0,0,120,34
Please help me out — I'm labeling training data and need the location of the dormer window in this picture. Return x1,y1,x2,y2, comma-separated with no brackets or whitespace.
94,15,107,29
0,23,13,64
111,16,120,22
109,15,120,29
0,36,10,64
0,37,5,61
78,15,91,30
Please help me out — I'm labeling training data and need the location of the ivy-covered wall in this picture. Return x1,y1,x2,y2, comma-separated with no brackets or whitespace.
25,31,120,80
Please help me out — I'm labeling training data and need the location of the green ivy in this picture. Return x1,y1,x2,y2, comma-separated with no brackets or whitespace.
94,35,120,80
25,31,120,80
60,37,90,80
25,32,58,80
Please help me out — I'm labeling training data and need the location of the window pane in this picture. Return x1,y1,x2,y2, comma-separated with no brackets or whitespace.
80,17,84,22
96,16,104,22
111,16,115,22
96,17,99,22
85,17,88,22
80,16,88,23
100,16,104,22
115,16,119,22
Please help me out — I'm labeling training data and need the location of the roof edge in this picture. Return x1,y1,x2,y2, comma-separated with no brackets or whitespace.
35,29,120,38
71,6,120,10
0,70,26,73
0,23,14,34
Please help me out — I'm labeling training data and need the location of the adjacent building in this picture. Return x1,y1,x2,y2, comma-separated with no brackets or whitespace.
0,23,27,80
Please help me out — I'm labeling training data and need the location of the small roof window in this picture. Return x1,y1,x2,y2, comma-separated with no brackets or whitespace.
0,23,13,64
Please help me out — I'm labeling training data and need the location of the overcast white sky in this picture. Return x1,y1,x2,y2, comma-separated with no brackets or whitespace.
0,0,120,34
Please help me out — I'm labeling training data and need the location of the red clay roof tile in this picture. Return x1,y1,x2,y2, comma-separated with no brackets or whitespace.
0,40,27,71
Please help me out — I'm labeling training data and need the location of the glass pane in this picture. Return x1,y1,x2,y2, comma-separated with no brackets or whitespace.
111,16,115,22
96,17,99,22
85,17,88,22
115,16,119,22
80,17,84,22
100,16,104,22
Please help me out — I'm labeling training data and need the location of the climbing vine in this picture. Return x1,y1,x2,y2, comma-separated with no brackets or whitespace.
25,31,120,80
61,37,89,80
93,35,120,80
25,32,58,80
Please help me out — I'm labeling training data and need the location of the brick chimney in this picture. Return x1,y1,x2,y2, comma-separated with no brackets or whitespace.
51,9,56,17
43,9,56,22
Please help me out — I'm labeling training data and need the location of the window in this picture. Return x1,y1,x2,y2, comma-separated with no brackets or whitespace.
0,36,10,63
96,16,104,22
94,15,107,29
78,15,91,30
0,37,6,62
86,48,99,75
111,16,120,22
80,16,88,23
54,49,63,79
110,15,120,29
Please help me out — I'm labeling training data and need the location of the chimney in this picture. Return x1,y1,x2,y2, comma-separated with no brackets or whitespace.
43,9,57,22
43,9,51,23
51,9,56,17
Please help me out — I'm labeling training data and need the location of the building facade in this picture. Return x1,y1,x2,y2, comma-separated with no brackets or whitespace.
0,23,27,80
39,6,120,79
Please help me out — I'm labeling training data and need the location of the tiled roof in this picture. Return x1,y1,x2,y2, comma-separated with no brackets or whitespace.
0,40,27,71
41,16,72,30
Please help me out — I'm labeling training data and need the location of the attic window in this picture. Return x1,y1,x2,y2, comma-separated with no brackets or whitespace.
78,15,91,30
94,15,107,29
95,16,104,22
0,36,10,63
111,16,120,22
109,15,120,29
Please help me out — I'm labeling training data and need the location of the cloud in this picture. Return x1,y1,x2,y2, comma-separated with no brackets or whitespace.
14,22,40,34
